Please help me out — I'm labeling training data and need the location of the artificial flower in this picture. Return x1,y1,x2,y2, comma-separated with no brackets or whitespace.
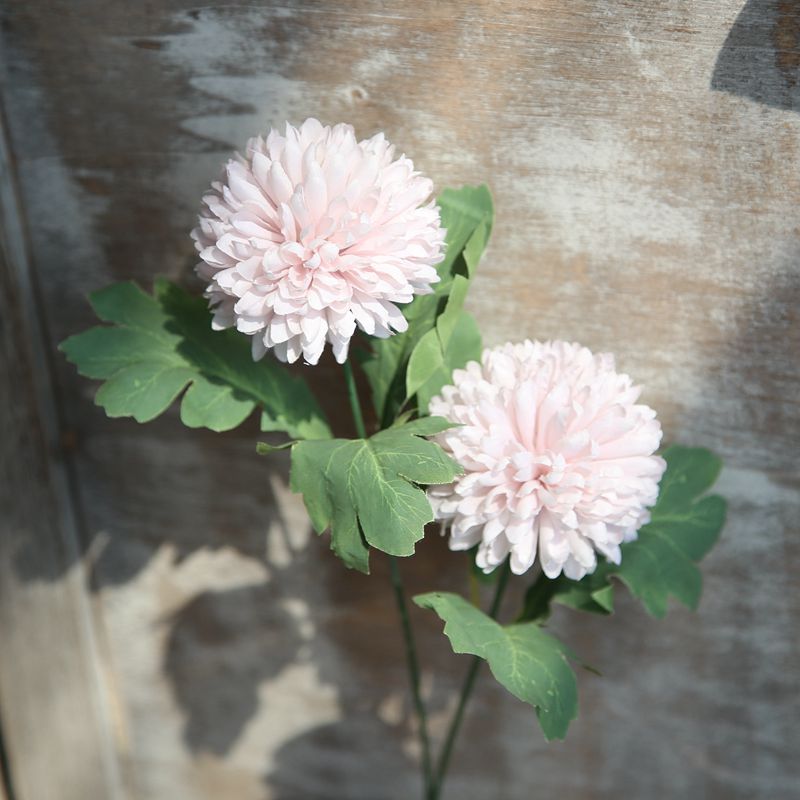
428,340,666,579
192,118,445,364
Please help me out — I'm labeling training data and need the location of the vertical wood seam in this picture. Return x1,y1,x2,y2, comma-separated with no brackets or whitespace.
0,727,15,800
0,84,128,800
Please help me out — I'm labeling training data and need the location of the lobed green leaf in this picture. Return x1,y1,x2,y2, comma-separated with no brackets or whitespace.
289,418,461,572
520,446,726,622
60,280,332,439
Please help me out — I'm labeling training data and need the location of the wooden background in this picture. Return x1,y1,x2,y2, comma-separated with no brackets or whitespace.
1,1,798,798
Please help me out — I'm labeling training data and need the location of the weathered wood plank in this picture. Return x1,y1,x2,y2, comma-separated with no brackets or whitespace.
0,108,128,799
0,1,797,798
0,738,10,800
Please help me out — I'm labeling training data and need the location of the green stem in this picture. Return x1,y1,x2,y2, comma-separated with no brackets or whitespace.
432,562,512,798
341,358,434,798
343,359,367,439
389,555,435,799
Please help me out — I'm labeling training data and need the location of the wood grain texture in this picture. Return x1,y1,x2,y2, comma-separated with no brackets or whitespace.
0,1,798,798
0,737,9,800
0,106,126,799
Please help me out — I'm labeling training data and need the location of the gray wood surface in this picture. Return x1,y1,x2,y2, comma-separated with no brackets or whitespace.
0,108,125,799
0,1,798,798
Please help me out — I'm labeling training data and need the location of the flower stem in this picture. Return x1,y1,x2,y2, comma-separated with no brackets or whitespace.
432,562,512,798
341,358,435,798
343,359,367,439
389,555,436,799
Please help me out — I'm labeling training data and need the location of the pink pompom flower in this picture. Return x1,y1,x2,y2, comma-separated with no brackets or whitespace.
191,118,445,365
428,340,666,580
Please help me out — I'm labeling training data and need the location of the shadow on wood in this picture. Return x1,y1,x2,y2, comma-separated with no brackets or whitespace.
712,0,800,111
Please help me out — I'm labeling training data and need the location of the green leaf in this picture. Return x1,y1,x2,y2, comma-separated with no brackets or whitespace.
415,592,578,740
520,446,726,622
386,416,457,437
256,440,296,454
655,444,722,509
412,311,482,412
95,362,196,423
180,375,254,430
404,189,493,403
289,418,461,572
403,328,443,400
519,571,614,622
357,294,439,422
361,185,493,425
436,185,495,281
60,280,332,439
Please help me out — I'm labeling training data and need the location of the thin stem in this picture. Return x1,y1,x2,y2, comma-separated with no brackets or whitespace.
433,562,512,797
341,358,434,798
342,359,367,439
389,556,435,799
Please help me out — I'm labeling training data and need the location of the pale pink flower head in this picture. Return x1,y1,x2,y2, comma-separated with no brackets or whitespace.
191,118,445,364
428,340,666,580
